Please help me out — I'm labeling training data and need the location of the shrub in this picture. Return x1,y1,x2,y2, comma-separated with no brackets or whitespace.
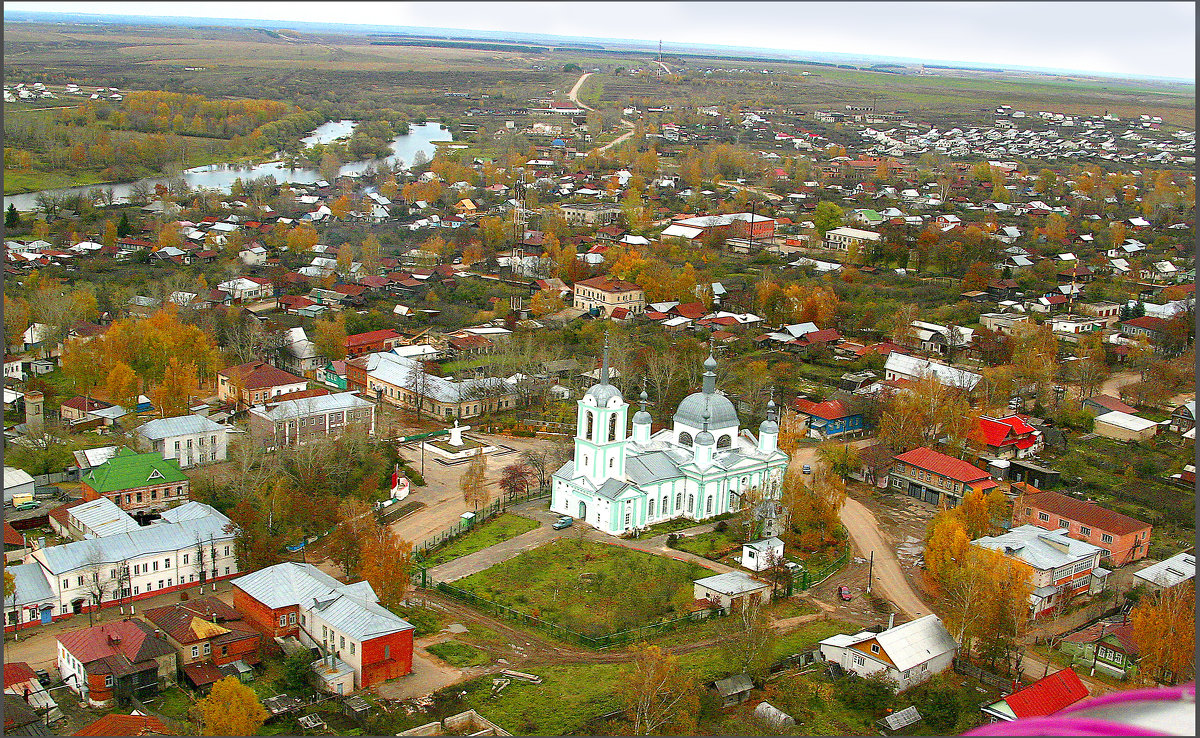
714,520,729,533
920,685,962,730
833,673,895,715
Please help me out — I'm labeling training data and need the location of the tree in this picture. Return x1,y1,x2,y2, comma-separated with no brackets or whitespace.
149,357,199,418
890,303,919,347
621,643,699,735
104,361,140,412
1131,582,1195,685
6,204,20,229
460,450,489,512
813,201,843,238
718,598,776,681
281,650,314,692
117,212,132,237
328,498,375,578
817,443,861,481
520,448,556,492
877,374,976,456
358,526,413,608
194,676,268,736
499,463,535,505
311,314,348,362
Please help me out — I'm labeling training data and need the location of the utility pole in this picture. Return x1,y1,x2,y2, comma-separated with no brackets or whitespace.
867,551,874,593
1090,621,1107,676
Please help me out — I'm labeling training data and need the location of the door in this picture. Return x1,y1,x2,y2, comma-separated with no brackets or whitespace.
907,482,922,499
41,606,52,624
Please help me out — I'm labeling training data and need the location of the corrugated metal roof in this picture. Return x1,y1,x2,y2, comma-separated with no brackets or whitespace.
1000,668,1089,719
5,562,54,607
1135,552,1196,589
250,391,373,421
973,525,1103,572
136,414,225,440
869,615,958,672
694,571,769,596
37,503,232,574
232,563,411,641
66,497,140,537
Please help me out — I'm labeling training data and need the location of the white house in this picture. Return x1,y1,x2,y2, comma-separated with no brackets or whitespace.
216,277,273,302
972,525,1107,618
136,414,229,467
550,352,790,535
883,353,981,391
4,466,36,504
239,245,268,266
741,537,784,572
693,570,774,612
818,614,958,690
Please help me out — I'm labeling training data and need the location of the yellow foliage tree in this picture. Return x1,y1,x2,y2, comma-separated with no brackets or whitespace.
193,676,268,736
149,356,199,418
1131,582,1195,685
358,527,413,609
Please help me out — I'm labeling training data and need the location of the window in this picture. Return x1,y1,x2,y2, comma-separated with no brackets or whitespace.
278,615,287,627
224,546,230,557
1080,526,1091,537
203,642,211,656
221,645,228,657
706,496,713,514
1038,512,1050,522
105,674,114,688
675,492,682,509
608,414,618,442
350,642,355,655
1059,519,1070,529
153,561,159,572
385,645,391,660
77,576,84,587
62,579,69,590
1101,533,1113,544
679,432,693,447
300,615,305,627
288,612,296,624
648,500,655,518
322,625,328,639
164,558,170,568
585,411,594,439
870,644,880,654
151,489,158,500
192,645,200,658
174,440,180,452
624,512,631,529
183,554,189,565
853,654,865,666
340,635,346,650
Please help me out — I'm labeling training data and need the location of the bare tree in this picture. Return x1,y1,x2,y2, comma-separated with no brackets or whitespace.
82,546,117,625
717,598,777,681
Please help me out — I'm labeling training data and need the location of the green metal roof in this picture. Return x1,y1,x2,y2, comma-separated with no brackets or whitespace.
83,448,188,493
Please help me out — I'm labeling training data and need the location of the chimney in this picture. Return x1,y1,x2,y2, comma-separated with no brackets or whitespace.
887,613,895,630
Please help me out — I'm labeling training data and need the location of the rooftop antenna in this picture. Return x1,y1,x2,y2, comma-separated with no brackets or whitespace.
658,40,662,64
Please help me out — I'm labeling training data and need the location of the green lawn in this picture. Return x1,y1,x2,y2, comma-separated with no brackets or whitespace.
426,640,490,667
672,529,748,560
453,538,710,636
420,513,539,567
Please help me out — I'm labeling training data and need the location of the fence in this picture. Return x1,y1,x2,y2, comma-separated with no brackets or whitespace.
795,549,850,591
953,658,1023,691
431,581,724,650
413,488,548,555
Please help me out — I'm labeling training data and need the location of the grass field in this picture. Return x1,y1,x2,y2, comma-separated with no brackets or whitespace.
453,538,710,635
426,640,490,668
420,512,539,567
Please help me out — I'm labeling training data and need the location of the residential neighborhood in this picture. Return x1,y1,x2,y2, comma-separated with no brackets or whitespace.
2,5,1195,736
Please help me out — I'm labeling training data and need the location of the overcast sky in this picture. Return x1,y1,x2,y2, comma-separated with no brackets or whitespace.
6,2,1196,81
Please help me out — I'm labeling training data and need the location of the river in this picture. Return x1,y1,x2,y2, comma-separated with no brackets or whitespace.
3,121,449,212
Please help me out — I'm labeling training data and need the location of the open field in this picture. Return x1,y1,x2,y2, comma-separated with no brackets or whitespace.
453,538,710,636
419,512,540,567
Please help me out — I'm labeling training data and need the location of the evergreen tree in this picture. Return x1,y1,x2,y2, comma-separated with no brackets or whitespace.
5,204,19,229
116,212,132,238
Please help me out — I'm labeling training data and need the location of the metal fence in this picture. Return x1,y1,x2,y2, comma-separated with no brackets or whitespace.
953,658,1023,690
795,549,850,591
413,489,548,555
431,581,724,650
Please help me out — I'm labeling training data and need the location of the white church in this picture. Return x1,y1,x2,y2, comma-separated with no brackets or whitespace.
551,350,791,536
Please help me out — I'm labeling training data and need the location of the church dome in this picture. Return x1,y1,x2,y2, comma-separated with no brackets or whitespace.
584,382,623,406
758,418,779,434
674,391,738,429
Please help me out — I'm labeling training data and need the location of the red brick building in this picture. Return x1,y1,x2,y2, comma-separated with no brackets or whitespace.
889,446,998,508
143,597,261,690
232,563,413,691
344,329,405,358
57,620,176,708
216,361,308,409
1011,485,1152,566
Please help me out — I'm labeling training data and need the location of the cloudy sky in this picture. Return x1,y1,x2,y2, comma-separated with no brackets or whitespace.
6,2,1196,80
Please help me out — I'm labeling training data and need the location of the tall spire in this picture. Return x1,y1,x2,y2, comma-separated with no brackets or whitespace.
701,353,717,395
600,330,611,386
640,378,648,410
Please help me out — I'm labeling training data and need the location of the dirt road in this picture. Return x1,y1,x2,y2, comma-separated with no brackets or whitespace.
567,70,635,155
838,495,932,619
567,72,595,111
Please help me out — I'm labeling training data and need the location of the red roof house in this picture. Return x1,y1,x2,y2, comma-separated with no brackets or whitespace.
975,415,1042,459
983,668,1089,721
73,713,173,736
1012,486,1152,566
890,446,997,507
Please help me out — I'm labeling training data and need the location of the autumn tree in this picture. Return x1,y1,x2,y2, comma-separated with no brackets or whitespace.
718,599,777,681
194,676,268,736
877,374,977,456
818,443,861,481
1010,321,1058,406
498,463,535,505
813,201,843,237
460,450,489,512
327,498,375,578
1131,582,1195,685
359,526,413,608
104,361,139,412
621,643,700,736
311,314,348,362
149,356,199,418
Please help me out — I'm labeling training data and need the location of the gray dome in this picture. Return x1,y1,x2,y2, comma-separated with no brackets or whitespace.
585,383,623,406
633,409,652,424
759,419,779,434
695,429,715,446
673,391,739,429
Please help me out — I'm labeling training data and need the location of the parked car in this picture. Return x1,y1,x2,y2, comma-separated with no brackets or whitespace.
802,464,812,474
838,585,852,601
14,501,39,511
552,517,573,530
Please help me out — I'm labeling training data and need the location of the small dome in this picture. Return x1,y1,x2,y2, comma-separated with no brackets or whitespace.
704,354,718,372
674,391,739,429
759,418,779,434
695,429,715,446
633,409,652,425
584,383,623,406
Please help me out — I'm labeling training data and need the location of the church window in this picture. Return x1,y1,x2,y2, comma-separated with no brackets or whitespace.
676,492,682,510
648,499,655,517
609,458,614,468
716,434,732,448
688,494,695,512
729,492,738,510
608,414,618,442
706,496,714,514
585,411,594,440
663,495,669,514
679,432,693,447
624,512,631,528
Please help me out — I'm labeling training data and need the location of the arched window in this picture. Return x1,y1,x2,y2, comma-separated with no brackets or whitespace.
729,492,738,510
687,494,695,512
585,411,594,440
676,492,682,510
679,432,693,447
705,496,714,515
608,414,618,442
716,434,732,449
648,499,655,518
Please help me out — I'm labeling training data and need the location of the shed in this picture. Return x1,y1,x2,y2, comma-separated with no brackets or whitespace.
1093,411,1158,442
754,701,796,727
693,571,773,612
741,537,784,572
879,705,922,733
4,467,36,504
710,673,754,707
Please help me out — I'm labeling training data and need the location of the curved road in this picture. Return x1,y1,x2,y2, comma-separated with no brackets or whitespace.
567,71,635,155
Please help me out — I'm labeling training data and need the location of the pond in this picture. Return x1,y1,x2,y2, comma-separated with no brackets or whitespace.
4,121,450,211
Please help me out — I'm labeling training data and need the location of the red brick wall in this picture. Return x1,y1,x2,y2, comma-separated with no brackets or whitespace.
212,633,261,667
359,628,413,688
232,587,298,640
1015,505,1152,566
